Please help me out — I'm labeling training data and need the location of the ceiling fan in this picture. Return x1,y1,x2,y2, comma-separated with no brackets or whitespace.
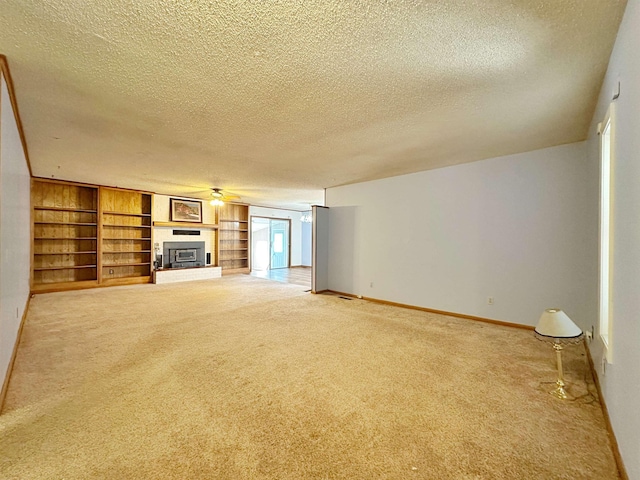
208,188,240,206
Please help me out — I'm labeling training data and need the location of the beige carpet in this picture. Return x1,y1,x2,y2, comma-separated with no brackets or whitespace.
0,275,619,479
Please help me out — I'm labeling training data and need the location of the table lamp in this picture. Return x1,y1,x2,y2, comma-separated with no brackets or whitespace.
535,308,584,399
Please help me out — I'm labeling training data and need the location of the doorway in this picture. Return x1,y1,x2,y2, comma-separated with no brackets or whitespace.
251,217,290,271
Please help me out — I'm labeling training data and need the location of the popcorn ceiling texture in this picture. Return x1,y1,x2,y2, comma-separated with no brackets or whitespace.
0,1,627,208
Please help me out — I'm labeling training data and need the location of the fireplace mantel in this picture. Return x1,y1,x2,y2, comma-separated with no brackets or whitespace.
153,221,218,229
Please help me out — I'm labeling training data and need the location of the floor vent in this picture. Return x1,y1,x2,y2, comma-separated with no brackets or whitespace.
339,296,353,300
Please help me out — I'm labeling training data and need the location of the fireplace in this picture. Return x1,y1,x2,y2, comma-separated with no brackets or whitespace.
162,241,205,269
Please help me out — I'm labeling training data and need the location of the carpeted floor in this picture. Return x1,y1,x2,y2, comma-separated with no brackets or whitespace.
0,275,619,479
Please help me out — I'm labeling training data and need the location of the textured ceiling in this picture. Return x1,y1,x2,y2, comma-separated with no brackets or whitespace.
0,0,627,209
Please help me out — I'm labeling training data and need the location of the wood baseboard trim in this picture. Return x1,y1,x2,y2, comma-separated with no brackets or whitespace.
585,344,628,480
326,290,535,331
311,289,330,294
0,295,31,414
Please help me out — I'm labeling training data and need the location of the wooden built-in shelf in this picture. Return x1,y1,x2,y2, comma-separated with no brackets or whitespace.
34,251,96,255
217,203,250,272
103,211,151,217
35,237,98,240
34,265,97,271
103,224,151,228
153,221,219,229
103,237,151,240
103,250,151,253
35,221,97,226
32,179,154,292
103,262,151,267
34,206,97,213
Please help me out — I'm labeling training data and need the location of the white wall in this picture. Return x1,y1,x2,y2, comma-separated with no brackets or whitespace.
326,142,596,329
153,194,217,265
0,72,31,393
249,206,303,266
585,2,640,477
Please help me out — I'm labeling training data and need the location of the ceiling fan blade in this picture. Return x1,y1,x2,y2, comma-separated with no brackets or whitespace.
221,194,241,201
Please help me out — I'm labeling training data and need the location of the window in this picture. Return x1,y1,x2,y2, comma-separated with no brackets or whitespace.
599,103,614,363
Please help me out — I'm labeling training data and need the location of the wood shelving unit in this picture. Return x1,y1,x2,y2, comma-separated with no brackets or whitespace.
32,179,99,291
218,203,250,273
100,187,153,286
31,179,154,292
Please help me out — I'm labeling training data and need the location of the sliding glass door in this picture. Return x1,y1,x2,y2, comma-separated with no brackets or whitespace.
251,217,290,270
270,219,289,269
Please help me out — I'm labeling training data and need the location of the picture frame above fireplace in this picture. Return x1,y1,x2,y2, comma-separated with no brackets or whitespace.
170,198,202,223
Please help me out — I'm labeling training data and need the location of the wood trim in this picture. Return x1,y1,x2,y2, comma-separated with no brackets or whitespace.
32,177,154,195
30,179,35,290
100,276,152,287
97,185,103,283
221,267,250,275
0,55,33,177
291,265,312,269
311,289,330,294
0,295,31,413
326,290,535,331
95,184,154,196
585,344,628,480
31,280,100,294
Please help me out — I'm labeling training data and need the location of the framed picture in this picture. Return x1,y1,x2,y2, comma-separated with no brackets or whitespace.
170,198,202,223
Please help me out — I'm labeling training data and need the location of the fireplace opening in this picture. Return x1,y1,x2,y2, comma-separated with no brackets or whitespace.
162,241,205,269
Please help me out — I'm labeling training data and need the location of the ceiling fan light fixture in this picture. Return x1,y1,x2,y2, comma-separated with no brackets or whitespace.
210,198,224,206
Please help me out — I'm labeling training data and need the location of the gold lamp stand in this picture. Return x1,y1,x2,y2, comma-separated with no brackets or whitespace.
534,308,583,400
550,342,568,400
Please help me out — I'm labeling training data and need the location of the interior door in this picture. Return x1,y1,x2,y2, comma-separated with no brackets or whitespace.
270,219,289,269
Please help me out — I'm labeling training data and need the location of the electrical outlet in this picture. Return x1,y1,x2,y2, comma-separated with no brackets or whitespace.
487,297,494,305
586,330,593,343
370,282,374,288
109,269,114,274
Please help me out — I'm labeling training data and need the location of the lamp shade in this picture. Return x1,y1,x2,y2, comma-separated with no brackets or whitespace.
535,309,582,339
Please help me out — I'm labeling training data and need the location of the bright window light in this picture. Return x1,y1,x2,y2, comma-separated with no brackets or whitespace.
599,103,614,363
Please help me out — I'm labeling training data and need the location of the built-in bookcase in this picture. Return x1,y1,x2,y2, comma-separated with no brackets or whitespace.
218,203,250,273
32,179,99,291
100,187,153,285
31,179,153,292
